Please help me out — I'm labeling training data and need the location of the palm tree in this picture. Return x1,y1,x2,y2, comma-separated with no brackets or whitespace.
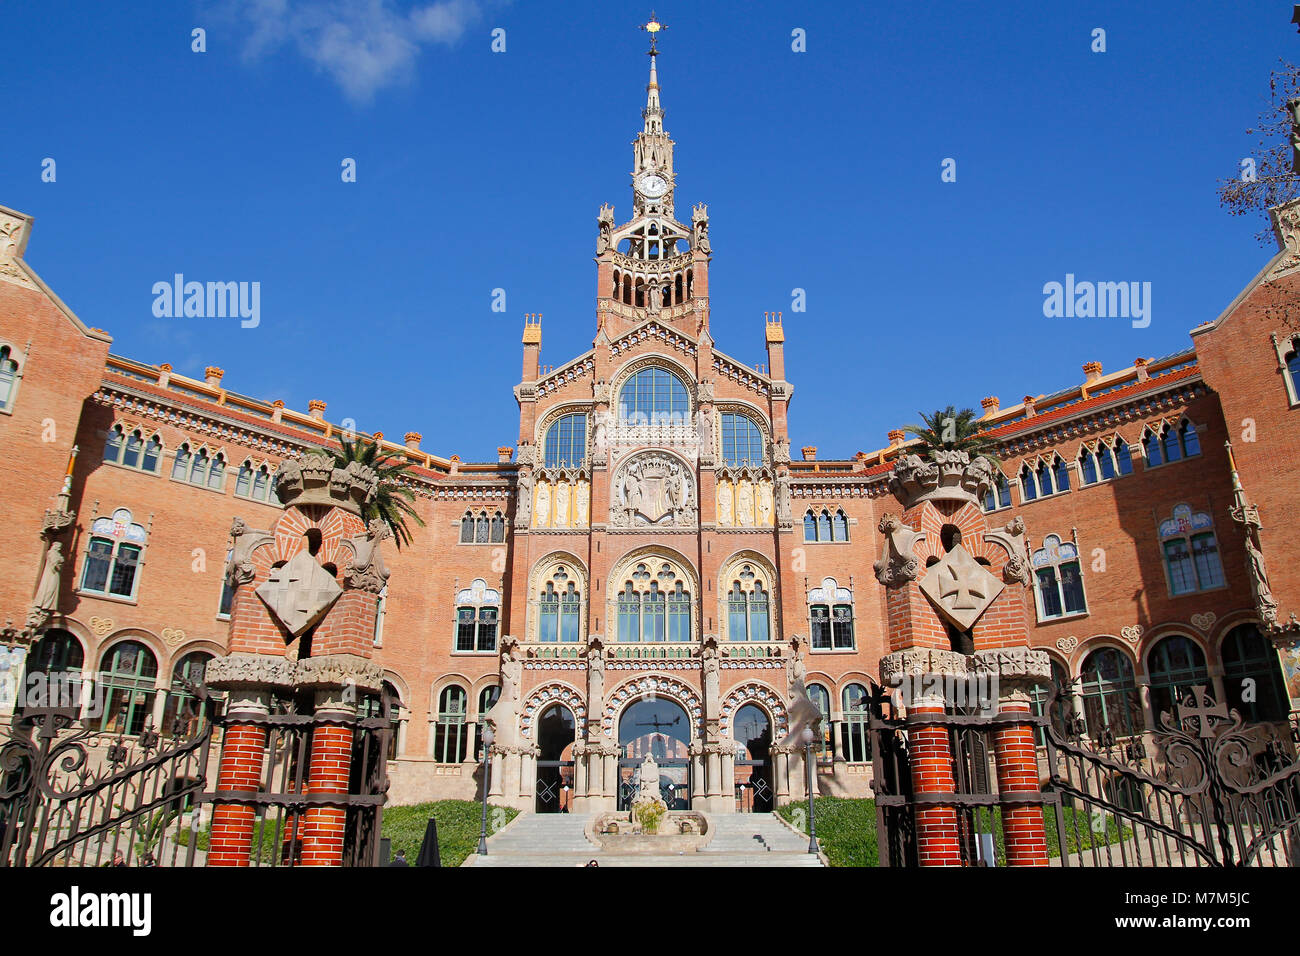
902,406,1001,464
325,436,426,549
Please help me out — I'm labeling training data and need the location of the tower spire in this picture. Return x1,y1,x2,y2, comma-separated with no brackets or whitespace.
639,12,666,135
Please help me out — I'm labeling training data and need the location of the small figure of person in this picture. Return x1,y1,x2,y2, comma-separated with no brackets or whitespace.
108,850,126,868
388,849,409,867
584,859,599,868
140,853,157,867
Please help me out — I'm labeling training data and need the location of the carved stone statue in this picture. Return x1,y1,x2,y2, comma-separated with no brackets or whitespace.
344,518,392,594
592,408,612,458
757,479,774,527
535,481,551,527
717,480,733,526
515,468,533,526
31,541,63,614
736,481,754,526
775,472,792,524
636,754,663,806
586,638,605,715
486,638,523,749
1290,98,1300,174
773,636,822,753
874,513,923,587
702,638,721,720
554,480,571,528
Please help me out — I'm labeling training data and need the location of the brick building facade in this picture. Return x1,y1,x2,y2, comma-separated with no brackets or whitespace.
1,49,1297,814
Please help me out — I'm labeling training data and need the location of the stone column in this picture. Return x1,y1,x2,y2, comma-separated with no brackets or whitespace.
974,648,1051,867
205,654,293,867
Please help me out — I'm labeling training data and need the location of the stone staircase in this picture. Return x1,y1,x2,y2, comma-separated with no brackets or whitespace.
464,811,824,867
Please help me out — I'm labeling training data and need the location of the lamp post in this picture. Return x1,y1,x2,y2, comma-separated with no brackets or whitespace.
801,726,819,855
477,725,494,855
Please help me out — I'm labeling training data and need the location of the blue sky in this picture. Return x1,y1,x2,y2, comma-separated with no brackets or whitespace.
2,1,1296,459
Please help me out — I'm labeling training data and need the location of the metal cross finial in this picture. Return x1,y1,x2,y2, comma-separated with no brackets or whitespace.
1176,685,1228,739
639,11,667,53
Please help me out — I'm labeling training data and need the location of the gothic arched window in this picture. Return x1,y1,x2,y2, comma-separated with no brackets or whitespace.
1080,646,1143,740
1158,504,1225,595
617,367,689,426
982,472,1012,512
614,560,690,642
725,564,772,642
808,577,854,651
98,641,158,736
0,344,19,410
434,685,468,763
544,413,587,468
104,425,163,474
235,461,274,502
1222,624,1288,723
803,510,817,541
1147,635,1209,722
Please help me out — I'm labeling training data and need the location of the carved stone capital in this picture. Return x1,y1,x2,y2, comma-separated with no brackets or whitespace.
294,653,384,694
971,647,1052,703
880,648,968,686
985,516,1031,586
205,652,295,691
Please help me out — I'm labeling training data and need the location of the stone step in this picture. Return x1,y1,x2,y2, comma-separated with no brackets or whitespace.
468,851,823,867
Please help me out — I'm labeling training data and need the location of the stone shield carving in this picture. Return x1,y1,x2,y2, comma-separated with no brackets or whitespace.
609,452,696,528
256,550,343,637
918,545,1005,631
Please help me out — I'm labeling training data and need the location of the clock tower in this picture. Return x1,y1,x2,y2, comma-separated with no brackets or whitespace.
595,16,711,339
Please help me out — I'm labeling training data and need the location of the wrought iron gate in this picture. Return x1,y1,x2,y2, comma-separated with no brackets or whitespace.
734,752,773,812
0,681,391,867
869,680,1300,867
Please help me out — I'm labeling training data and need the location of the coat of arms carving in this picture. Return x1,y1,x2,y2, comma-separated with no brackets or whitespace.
610,452,695,527
256,550,343,637
918,545,1005,631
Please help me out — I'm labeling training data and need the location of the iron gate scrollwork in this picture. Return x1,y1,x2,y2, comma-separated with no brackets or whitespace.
869,678,1300,867
0,680,393,867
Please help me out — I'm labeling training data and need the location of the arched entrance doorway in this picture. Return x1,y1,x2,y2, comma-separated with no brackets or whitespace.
618,697,692,810
534,703,576,813
733,703,773,812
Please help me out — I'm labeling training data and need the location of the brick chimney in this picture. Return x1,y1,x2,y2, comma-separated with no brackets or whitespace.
801,446,817,461
157,363,173,388
887,428,906,448
308,400,327,420
405,432,422,451
980,396,999,417
372,432,384,442
204,366,224,387
271,399,285,423
1134,357,1150,383
1083,361,1103,384
1023,395,1037,418
498,445,515,463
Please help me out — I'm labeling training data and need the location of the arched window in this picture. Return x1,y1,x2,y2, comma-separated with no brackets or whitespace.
1147,635,1209,722
474,684,501,760
1158,505,1225,595
1020,463,1038,501
475,513,489,543
1143,428,1163,467
803,510,817,541
831,509,848,541
98,641,158,736
490,512,505,542
1035,460,1055,496
1114,439,1133,475
808,577,854,650
1032,534,1087,620
1221,624,1288,723
460,510,501,544
1079,446,1098,484
1052,455,1070,491
235,461,274,502
1178,419,1200,457
535,566,580,643
22,629,85,711
162,651,213,737
817,509,831,540
720,413,764,467
0,344,19,410
544,413,587,468
725,565,771,642
455,578,501,652
1080,646,1143,739
104,425,163,474
982,472,1012,512
460,513,474,543
807,683,833,758
841,683,871,763
172,444,225,489
434,685,468,763
1288,341,1300,402
80,508,147,599
614,561,690,642
617,366,689,426
218,548,235,618
1028,660,1070,747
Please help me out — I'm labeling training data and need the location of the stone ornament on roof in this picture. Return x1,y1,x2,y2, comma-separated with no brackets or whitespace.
273,451,378,515
888,449,996,509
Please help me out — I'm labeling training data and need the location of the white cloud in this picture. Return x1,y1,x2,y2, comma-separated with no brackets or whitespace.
229,0,480,103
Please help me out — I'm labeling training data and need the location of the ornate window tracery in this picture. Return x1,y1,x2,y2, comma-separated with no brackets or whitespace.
1157,504,1225,595
614,560,692,642
80,508,148,600
104,424,164,474
455,578,501,652
1032,533,1087,620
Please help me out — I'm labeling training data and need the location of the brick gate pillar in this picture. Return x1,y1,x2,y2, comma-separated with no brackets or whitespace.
975,649,1052,866
206,450,390,867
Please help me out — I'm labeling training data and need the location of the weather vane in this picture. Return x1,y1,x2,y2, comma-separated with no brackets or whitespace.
639,11,667,54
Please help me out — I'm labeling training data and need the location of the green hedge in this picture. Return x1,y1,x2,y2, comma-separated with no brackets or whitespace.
380,800,518,867
777,799,1130,867
777,797,879,867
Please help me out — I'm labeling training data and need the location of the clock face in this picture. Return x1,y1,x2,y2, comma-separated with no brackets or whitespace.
638,174,668,199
